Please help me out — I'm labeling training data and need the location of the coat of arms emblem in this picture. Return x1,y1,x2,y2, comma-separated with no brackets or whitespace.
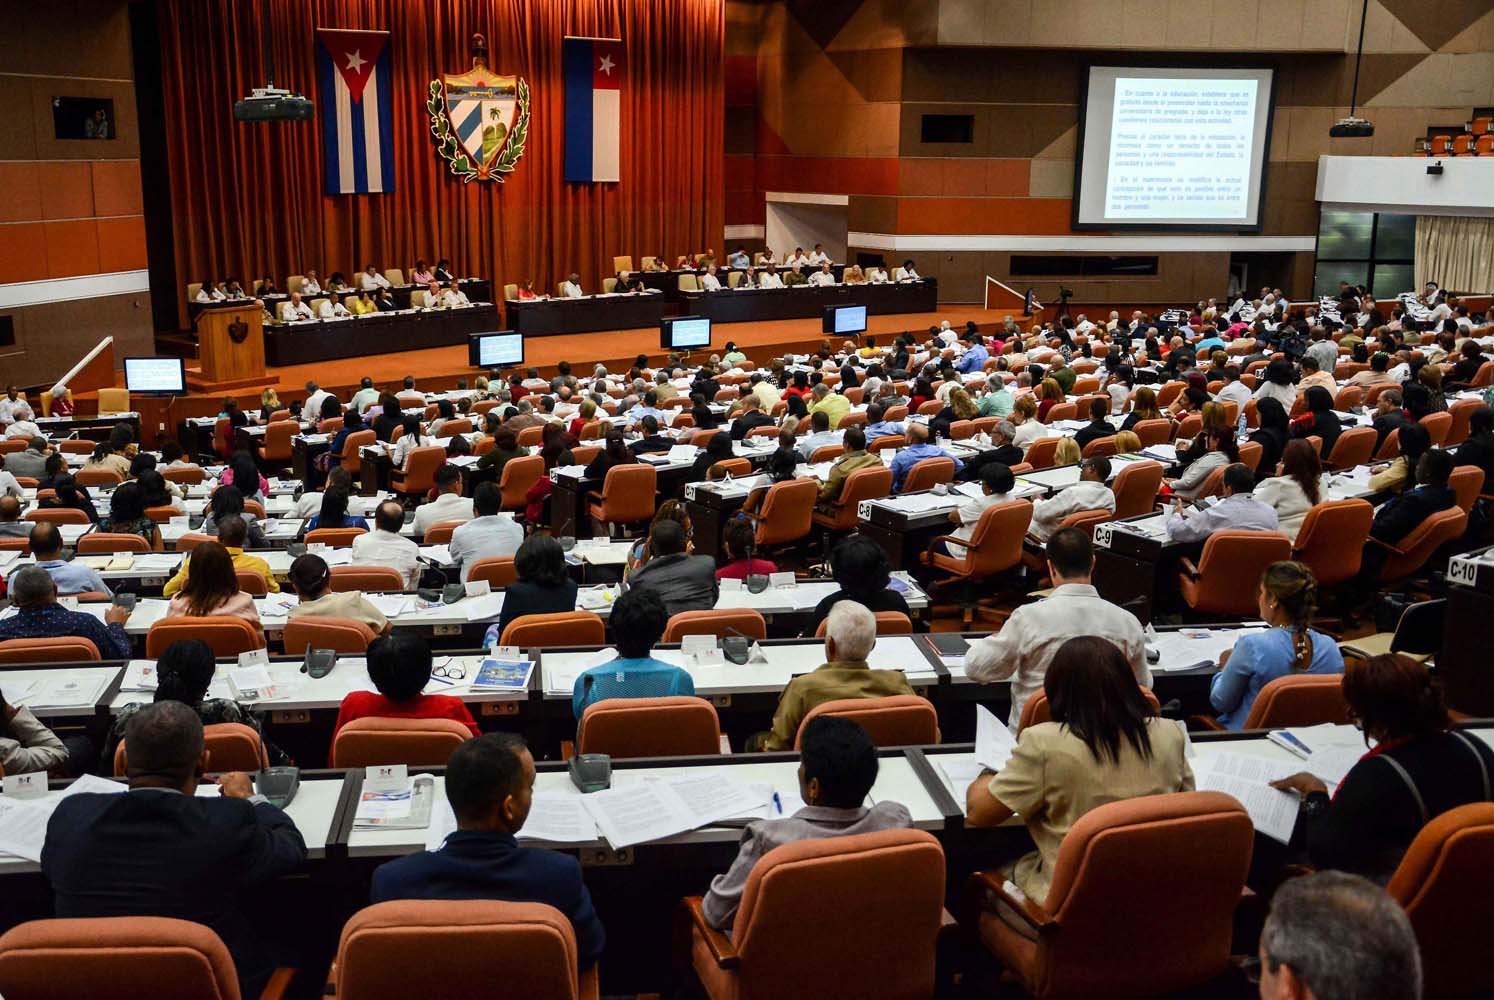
427,33,530,183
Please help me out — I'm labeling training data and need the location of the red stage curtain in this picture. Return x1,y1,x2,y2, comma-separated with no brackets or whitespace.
157,0,724,327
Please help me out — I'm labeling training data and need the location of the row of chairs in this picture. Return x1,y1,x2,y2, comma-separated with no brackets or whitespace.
1420,115,1494,156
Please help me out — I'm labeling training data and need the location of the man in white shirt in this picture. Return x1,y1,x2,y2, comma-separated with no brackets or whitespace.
964,528,1149,730
0,386,25,427
807,244,830,266
281,293,314,322
758,266,784,290
807,262,835,287
349,378,381,414
412,466,475,535
795,411,841,461
1028,456,1117,542
303,382,334,421
449,483,524,581
4,413,41,441
1213,368,1252,409
301,270,323,295
351,501,422,589
359,265,391,291
700,265,722,292
894,259,920,282
866,267,888,284
786,247,809,268
316,295,349,319
943,464,1014,558
936,321,959,348
560,273,584,298
195,282,225,303
1164,464,1279,543
440,282,471,308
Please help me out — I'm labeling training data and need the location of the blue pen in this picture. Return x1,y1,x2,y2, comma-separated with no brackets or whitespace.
772,792,783,815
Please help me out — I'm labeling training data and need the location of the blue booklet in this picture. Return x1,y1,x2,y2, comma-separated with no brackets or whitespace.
472,657,535,691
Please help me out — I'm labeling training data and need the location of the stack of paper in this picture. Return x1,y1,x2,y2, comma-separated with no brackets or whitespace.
1192,752,1300,843
1148,628,1266,673
23,674,107,710
0,775,125,861
582,771,769,848
367,594,411,619
424,791,600,850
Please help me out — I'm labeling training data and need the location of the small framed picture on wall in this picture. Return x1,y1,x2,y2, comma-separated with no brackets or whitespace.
52,97,116,140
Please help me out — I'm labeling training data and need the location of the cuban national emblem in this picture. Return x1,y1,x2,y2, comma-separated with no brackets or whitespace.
428,33,530,182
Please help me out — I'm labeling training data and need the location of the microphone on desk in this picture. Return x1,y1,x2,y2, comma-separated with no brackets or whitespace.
554,513,576,551
720,625,756,665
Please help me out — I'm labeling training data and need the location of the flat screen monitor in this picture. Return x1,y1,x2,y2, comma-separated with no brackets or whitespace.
661,315,711,350
123,357,186,395
467,331,524,368
823,304,867,335
1073,65,1275,230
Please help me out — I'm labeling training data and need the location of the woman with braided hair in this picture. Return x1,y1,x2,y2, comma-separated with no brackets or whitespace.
1208,561,1344,730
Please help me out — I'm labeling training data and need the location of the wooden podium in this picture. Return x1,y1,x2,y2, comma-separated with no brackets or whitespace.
187,301,274,393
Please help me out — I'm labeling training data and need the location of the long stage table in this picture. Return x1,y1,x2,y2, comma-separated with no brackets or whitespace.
187,278,491,320
678,279,938,324
262,304,499,366
505,290,666,336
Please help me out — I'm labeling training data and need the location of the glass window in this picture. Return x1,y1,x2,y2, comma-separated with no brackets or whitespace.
1374,214,1416,260
1371,264,1414,301
1316,211,1373,259
1313,262,1368,298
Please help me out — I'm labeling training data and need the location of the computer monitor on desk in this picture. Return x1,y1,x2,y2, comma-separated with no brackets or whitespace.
468,331,524,369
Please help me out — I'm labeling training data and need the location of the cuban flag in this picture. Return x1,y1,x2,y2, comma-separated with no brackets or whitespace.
563,37,623,183
316,29,395,195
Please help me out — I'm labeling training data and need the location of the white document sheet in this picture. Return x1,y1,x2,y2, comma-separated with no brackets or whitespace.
974,704,1018,771
1193,752,1300,844
582,772,768,848
516,794,599,844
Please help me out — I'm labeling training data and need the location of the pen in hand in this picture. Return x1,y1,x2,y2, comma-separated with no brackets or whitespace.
772,792,783,815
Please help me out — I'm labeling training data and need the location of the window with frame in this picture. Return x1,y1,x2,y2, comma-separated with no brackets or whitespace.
1313,211,1415,300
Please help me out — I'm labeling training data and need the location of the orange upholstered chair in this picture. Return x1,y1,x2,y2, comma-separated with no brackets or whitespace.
331,565,405,593
972,792,1252,999
1178,531,1293,616
795,695,939,748
901,457,957,494
1374,508,1466,581
75,468,124,488
500,611,605,648
160,465,207,485
73,532,151,555
1445,397,1481,447
331,900,597,1000
1019,687,1161,732
922,499,1032,585
663,609,767,642
330,717,471,768
1044,402,1077,424
25,507,90,525
1324,426,1377,471
499,455,545,510
1332,385,1363,411
587,464,656,535
1237,439,1264,473
812,611,913,637
1023,438,1059,469
176,532,214,552
56,439,95,455
391,446,446,497
466,556,518,589
420,520,465,546
812,465,893,532
683,829,945,1000
711,457,752,478
1421,411,1453,447
114,722,269,777
577,696,722,758
1080,436,1117,458
1449,465,1484,514
1131,419,1173,448
145,616,264,658
337,429,377,476
0,637,101,664
304,527,367,547
262,420,296,464
1291,499,1373,586
745,478,817,547
282,615,378,654
0,916,293,1000
1386,802,1494,999
809,444,845,463
1240,674,1350,729
234,568,270,597
1111,460,1164,519
0,538,29,556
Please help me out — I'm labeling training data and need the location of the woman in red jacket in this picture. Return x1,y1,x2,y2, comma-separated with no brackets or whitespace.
331,633,478,764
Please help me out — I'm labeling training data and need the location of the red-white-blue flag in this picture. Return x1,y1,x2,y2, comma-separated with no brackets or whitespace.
316,29,395,195
563,37,622,183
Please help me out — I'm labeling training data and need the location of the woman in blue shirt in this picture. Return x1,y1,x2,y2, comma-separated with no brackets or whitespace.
304,488,368,534
1211,561,1344,729
571,587,693,719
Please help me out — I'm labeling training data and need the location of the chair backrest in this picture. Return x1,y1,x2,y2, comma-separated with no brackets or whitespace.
330,565,405,592
75,532,152,555
421,520,466,546
497,454,545,509
1185,531,1293,616
113,722,269,777
1193,464,1227,500
160,465,207,485
809,610,914,637
1237,439,1264,473
25,507,91,525
331,716,472,768
1154,381,1186,408
594,464,657,524
1379,508,1467,581
663,609,767,642
96,388,130,413
1445,397,1481,447
752,478,818,546
1019,687,1161,732
262,420,296,461
304,527,368,547
1291,499,1373,586
145,616,264,657
500,611,606,648
466,556,518,588
340,429,376,473
75,468,124,487
282,615,377,655
1029,792,1253,998
1242,673,1350,729
1174,413,1202,441
1080,435,1117,458
809,444,845,463
334,900,589,1000
1421,411,1453,446
1325,426,1376,470
1131,418,1173,447
942,498,1033,578
0,637,101,664
794,695,939,748
1024,437,1059,469
818,466,893,530
395,446,447,495
1386,802,1494,999
233,568,269,597
901,456,956,493
1449,465,1484,514
1111,460,1164,519
578,696,721,758
0,916,243,1000
730,829,945,1000
1044,402,1077,424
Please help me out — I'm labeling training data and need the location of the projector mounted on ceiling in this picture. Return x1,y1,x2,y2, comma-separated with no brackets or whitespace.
1332,0,1375,138
233,4,313,124
234,87,314,123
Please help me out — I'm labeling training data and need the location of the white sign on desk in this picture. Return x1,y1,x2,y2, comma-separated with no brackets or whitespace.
2,773,47,799
365,763,409,792
1093,522,1114,549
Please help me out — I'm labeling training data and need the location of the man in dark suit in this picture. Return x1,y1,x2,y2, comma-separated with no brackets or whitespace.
370,733,605,969
628,414,674,455
40,701,306,998
626,519,719,616
1353,449,1457,605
